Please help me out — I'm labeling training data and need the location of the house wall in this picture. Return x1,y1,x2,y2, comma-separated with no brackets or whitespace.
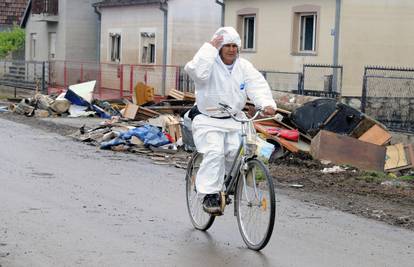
24,0,98,62
65,0,99,62
99,5,163,65
340,0,414,95
168,0,221,66
98,1,221,93
225,0,336,72
225,0,414,96
24,15,50,61
99,0,221,66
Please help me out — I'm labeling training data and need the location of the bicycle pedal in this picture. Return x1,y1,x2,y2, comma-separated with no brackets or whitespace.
225,196,232,205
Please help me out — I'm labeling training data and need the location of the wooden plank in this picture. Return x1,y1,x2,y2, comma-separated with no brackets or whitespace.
358,124,392,145
168,89,184,100
255,118,312,142
256,120,282,127
183,92,196,101
384,143,409,170
310,130,386,171
406,144,414,165
146,105,193,111
349,118,376,138
122,103,140,119
122,103,160,120
165,115,182,142
254,123,299,153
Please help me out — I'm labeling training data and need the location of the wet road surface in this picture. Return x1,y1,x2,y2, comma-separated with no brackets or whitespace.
0,118,413,266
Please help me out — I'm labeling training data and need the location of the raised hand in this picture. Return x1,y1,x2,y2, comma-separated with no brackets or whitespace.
209,35,224,49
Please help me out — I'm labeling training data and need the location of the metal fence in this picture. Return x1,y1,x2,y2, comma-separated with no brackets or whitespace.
178,66,340,98
0,60,48,92
48,61,180,99
362,66,414,132
177,67,303,94
178,66,195,93
300,64,343,97
262,71,302,93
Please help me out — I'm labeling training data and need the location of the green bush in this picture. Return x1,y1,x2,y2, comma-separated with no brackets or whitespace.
0,27,25,58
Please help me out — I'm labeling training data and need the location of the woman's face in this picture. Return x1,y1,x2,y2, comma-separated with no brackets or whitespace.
220,43,238,65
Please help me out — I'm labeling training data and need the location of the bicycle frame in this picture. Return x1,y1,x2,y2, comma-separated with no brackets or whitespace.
223,121,250,195
191,103,268,209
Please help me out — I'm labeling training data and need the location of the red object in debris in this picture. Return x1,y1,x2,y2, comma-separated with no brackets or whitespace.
163,132,174,143
266,128,299,141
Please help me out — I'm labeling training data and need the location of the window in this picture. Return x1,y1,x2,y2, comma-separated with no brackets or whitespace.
236,8,258,52
300,14,316,52
243,15,255,50
49,32,56,59
149,43,155,63
30,33,37,59
110,33,121,62
140,31,156,64
291,5,320,55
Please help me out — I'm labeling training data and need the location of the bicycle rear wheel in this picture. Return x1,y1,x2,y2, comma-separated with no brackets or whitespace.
186,152,215,230
235,159,275,250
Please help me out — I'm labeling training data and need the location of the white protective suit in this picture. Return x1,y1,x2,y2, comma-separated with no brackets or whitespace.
184,27,276,195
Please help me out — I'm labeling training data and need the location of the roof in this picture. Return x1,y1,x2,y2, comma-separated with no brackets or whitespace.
93,0,163,8
0,0,29,26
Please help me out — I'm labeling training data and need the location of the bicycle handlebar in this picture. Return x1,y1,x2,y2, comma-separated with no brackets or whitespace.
217,103,262,123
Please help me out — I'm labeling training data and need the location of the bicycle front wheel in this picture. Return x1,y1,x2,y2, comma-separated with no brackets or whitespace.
235,159,276,250
186,152,215,231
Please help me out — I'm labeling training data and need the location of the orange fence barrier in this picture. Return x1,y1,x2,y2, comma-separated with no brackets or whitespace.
48,60,181,100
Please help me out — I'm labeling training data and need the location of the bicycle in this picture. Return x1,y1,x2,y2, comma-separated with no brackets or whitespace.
185,103,276,251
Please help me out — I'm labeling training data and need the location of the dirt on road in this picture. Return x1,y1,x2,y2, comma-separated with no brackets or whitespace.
1,111,413,231
269,153,414,230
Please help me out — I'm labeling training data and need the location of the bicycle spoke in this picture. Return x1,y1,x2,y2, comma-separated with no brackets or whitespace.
186,153,215,231
236,159,275,250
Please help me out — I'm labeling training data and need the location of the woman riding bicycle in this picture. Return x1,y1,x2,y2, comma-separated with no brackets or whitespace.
184,26,277,214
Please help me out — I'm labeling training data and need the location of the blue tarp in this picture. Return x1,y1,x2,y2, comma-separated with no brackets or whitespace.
64,89,90,106
120,124,170,147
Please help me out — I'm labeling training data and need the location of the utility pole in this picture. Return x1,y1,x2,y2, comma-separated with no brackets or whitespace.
215,0,225,26
332,0,342,94
160,0,168,96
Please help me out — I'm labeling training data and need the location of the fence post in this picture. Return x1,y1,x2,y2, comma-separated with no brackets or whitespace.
297,73,303,93
98,63,102,99
42,61,46,93
361,67,368,113
80,63,83,83
300,65,306,94
130,65,134,97
64,61,67,88
119,64,124,98
176,66,179,92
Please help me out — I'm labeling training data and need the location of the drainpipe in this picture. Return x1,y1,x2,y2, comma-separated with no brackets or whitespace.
93,5,101,63
332,0,342,94
160,0,168,96
333,0,341,66
215,0,225,26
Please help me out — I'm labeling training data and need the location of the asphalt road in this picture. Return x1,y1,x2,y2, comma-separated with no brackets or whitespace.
0,117,413,267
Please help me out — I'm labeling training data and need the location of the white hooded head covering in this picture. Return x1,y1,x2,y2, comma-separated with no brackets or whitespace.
212,27,241,49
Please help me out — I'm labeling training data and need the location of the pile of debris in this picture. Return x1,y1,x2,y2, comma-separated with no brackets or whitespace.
4,79,413,175
8,81,121,119
257,97,413,175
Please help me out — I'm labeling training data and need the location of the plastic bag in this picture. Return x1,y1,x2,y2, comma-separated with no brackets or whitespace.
121,124,170,147
255,137,275,163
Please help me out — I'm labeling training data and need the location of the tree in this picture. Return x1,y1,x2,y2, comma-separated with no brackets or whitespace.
0,27,25,59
